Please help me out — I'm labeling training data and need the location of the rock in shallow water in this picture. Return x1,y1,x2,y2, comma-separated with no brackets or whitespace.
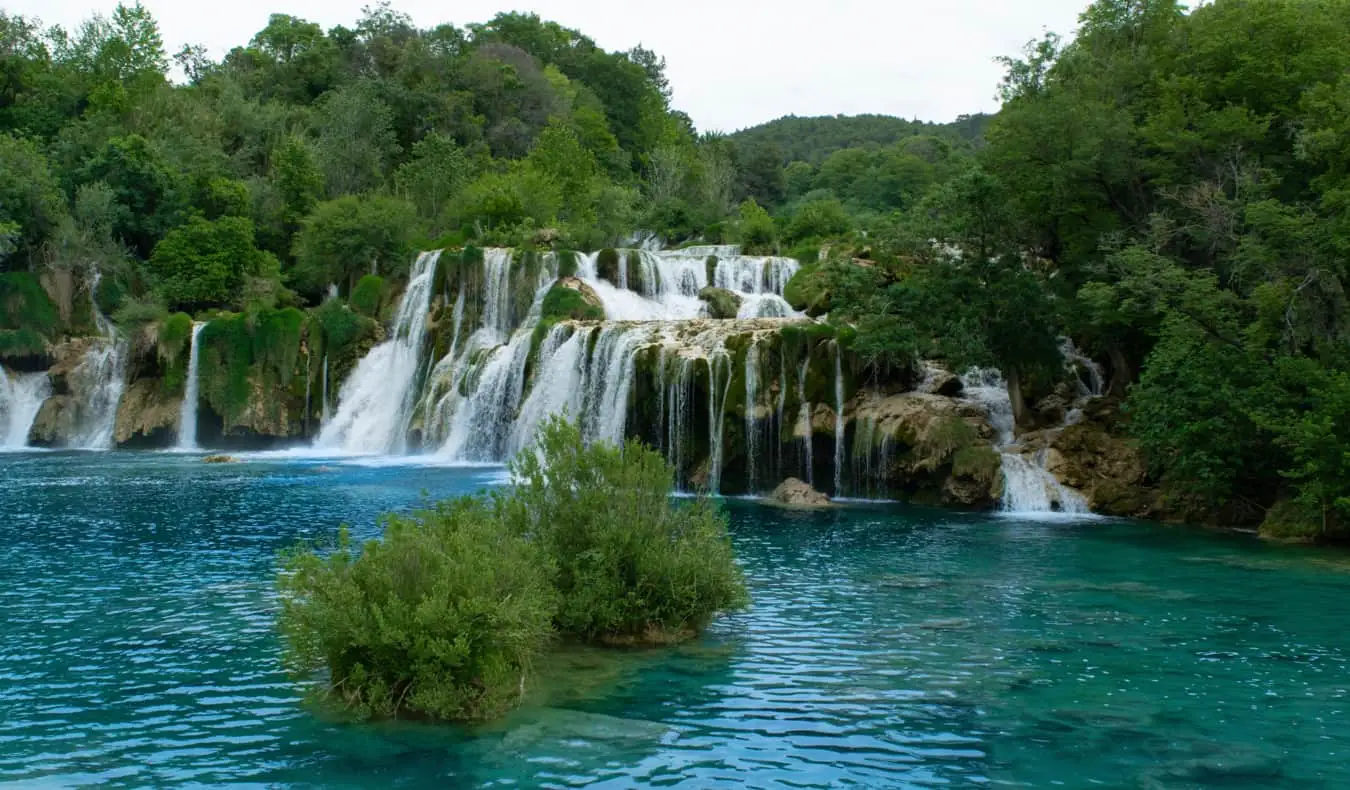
766,477,834,508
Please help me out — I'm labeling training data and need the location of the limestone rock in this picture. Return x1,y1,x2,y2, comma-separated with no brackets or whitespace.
203,454,240,464
28,395,78,447
697,287,742,320
768,478,835,508
557,277,603,310
916,363,963,397
114,378,180,448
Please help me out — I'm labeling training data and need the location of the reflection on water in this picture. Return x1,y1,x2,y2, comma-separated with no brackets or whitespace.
1,452,1348,787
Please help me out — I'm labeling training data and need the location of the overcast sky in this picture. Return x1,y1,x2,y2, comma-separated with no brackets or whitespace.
8,0,1088,132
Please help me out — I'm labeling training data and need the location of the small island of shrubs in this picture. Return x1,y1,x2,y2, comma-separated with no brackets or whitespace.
277,417,747,722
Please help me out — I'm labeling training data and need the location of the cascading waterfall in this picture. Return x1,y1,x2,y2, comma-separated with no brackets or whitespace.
174,322,207,450
705,350,732,494
744,338,760,493
796,357,814,486
69,273,128,450
833,343,845,497
315,251,440,454
0,368,50,449
576,247,800,321
960,369,1090,514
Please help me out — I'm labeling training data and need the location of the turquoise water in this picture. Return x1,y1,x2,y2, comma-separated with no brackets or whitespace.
2,453,1348,788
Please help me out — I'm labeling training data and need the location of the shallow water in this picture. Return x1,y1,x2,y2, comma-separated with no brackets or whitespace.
2,453,1348,788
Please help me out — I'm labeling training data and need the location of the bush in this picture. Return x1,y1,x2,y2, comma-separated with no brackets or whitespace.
0,272,58,335
540,285,604,323
278,499,557,721
277,419,748,721
736,199,776,254
502,418,748,644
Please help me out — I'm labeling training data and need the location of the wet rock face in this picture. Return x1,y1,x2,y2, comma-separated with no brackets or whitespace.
114,378,179,448
768,477,834,508
1021,399,1162,518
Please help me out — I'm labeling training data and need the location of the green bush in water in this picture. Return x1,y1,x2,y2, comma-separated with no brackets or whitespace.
278,498,557,721
348,274,386,318
502,418,748,645
276,419,748,721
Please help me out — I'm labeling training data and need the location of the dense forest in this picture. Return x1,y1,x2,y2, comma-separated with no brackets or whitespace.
2,0,1349,538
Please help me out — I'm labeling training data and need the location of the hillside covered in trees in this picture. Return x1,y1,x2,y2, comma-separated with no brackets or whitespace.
2,0,1350,538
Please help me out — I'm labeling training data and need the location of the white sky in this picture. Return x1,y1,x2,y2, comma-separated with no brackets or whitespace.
8,0,1087,132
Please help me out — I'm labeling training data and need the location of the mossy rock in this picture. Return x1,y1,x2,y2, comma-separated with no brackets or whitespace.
596,249,622,285
203,454,241,464
698,287,742,319
541,282,605,323
1259,500,1330,542
783,263,832,315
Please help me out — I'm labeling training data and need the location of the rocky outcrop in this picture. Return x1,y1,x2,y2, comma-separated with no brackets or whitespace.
557,277,603,310
768,478,834,508
27,338,97,447
698,287,742,319
1021,399,1162,518
114,378,179,448
850,391,1002,508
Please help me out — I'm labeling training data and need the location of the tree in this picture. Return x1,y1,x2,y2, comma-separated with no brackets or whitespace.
291,195,418,297
0,134,67,269
149,216,277,311
394,133,474,221
314,81,400,196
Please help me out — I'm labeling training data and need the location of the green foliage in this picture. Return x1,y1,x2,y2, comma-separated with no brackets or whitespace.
735,199,776,254
148,216,276,311
0,272,59,336
594,248,621,285
503,418,748,643
698,287,741,319
348,275,386,318
785,198,851,243
291,195,418,297
278,502,557,721
277,418,745,721
0,134,67,267
395,133,475,221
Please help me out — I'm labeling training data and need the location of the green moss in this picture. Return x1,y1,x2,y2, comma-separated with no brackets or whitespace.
349,275,387,318
784,262,832,314
157,312,195,396
596,248,621,284
541,285,605,323
1259,499,1331,542
199,313,254,422
0,328,46,359
0,272,58,336
952,445,1001,485
627,250,643,293
698,287,741,319
705,256,718,284
557,250,579,278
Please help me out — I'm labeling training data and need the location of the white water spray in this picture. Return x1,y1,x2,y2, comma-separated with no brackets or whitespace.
316,251,440,454
0,368,49,449
175,322,207,450
69,272,128,450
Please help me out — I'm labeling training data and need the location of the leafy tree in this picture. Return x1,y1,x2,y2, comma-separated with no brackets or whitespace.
314,81,400,196
0,134,67,268
148,216,277,311
394,133,474,221
291,195,418,297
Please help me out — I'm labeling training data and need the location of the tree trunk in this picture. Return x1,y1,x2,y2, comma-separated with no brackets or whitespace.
1107,345,1133,397
1006,366,1031,432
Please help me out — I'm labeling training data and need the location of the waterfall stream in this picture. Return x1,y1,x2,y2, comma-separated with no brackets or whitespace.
315,251,440,454
69,273,128,450
175,322,207,450
960,369,1090,514
0,368,50,449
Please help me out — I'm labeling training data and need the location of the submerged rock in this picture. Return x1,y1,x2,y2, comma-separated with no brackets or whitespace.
767,477,835,508
203,454,240,464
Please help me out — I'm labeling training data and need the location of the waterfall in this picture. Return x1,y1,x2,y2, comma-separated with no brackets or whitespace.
315,251,440,454
69,273,128,450
320,354,329,426
1060,338,1105,399
796,357,814,486
744,338,760,493
833,343,845,497
960,369,1090,515
0,368,50,449
174,322,207,450
667,355,697,481
576,248,800,322
433,250,559,459
706,351,732,494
